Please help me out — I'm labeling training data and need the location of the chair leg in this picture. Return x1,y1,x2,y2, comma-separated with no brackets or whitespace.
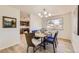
53,43,55,53
33,47,35,53
57,40,58,45
55,41,57,48
27,46,29,53
55,39,58,48
42,40,46,50
39,46,42,51
43,42,46,50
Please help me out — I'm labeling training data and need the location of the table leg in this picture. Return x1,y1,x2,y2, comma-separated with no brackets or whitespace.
43,37,46,50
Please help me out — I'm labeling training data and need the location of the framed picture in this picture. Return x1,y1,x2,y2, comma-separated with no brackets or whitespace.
3,16,16,28
47,17,63,30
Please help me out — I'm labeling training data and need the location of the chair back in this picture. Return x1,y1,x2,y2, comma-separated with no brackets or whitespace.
53,31,58,40
25,33,35,47
32,30,38,33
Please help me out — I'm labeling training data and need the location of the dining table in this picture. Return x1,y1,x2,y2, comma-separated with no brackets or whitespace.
35,31,48,49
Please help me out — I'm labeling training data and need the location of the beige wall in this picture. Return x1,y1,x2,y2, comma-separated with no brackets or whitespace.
30,13,42,32
0,6,20,50
71,6,79,52
59,13,72,40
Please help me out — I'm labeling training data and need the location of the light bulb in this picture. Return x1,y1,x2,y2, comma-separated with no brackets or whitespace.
38,13,43,18
48,13,52,16
44,11,47,15
38,13,41,16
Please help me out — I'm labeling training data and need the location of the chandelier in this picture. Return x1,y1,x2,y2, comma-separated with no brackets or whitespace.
38,8,52,18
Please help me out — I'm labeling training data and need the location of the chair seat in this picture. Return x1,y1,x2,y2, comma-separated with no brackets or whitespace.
32,38,41,46
47,37,54,39
46,38,54,42
46,36,54,42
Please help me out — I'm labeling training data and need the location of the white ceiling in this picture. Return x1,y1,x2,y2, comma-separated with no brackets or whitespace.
11,5,76,17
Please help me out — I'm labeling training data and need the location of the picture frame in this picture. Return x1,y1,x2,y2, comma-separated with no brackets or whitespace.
47,17,63,30
3,16,16,28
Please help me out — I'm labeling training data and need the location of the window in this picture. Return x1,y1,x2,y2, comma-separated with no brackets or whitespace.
47,18,63,30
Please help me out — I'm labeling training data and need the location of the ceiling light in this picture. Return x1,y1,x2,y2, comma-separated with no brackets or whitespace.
44,11,47,15
38,13,41,16
38,8,52,18
48,13,52,16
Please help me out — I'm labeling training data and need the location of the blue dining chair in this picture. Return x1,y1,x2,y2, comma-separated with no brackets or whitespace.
45,31,58,53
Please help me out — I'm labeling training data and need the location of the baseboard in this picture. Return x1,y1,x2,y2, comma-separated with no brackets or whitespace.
58,37,71,40
0,43,19,51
